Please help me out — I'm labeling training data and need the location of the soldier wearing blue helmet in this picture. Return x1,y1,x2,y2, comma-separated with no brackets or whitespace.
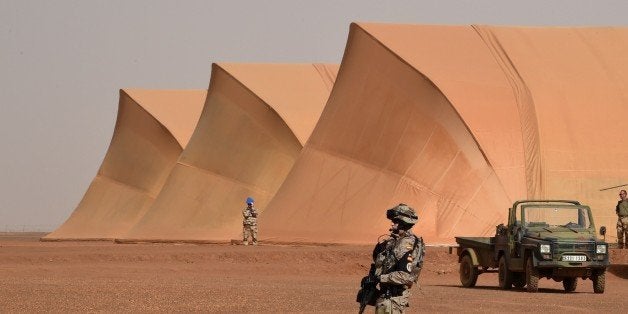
242,197,258,245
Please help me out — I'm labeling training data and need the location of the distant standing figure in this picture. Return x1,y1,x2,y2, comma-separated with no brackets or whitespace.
242,197,258,245
616,190,628,249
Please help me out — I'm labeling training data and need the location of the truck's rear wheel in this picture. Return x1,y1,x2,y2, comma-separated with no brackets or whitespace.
459,255,478,287
592,272,605,294
525,256,539,292
562,277,577,292
498,256,513,289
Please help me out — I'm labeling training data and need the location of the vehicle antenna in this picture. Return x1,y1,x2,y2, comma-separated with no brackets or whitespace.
599,183,628,191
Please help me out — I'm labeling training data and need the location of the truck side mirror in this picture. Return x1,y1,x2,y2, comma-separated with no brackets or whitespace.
599,226,606,236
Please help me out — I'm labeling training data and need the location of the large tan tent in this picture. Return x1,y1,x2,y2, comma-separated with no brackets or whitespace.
43,90,206,240
260,23,628,244
119,63,338,242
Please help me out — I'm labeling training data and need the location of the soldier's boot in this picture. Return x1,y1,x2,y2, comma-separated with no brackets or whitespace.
243,240,249,246
252,241,258,246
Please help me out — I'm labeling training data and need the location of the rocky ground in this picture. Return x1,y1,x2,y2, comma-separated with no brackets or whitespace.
0,233,626,312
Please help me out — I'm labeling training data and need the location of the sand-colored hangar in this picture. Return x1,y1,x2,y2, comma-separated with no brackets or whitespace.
44,90,206,240
118,63,338,242
260,23,628,244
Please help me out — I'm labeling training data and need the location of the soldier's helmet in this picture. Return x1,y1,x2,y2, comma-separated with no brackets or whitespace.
386,203,418,226
246,197,254,204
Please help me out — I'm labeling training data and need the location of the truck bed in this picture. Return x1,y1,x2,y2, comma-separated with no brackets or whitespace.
455,237,494,250
455,237,497,268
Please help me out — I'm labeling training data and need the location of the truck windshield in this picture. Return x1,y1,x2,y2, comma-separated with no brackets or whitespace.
520,206,591,229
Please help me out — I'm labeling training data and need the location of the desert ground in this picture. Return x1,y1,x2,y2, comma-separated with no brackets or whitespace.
0,233,626,312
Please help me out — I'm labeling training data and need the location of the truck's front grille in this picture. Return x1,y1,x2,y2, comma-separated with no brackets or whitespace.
552,241,595,254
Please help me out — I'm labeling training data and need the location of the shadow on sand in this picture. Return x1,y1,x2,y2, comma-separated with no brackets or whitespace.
608,265,628,279
430,284,581,294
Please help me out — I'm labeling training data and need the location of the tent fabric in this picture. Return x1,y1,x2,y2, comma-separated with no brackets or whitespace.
124,89,210,148
358,24,529,203
219,63,339,145
478,26,628,241
259,24,510,244
43,90,206,240
260,23,628,244
118,63,338,242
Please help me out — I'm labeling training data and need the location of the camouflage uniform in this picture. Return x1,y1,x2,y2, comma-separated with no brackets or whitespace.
242,204,258,245
616,199,628,249
373,231,424,314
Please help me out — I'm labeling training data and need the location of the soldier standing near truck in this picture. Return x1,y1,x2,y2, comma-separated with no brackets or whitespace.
242,197,258,245
356,204,424,314
616,190,628,249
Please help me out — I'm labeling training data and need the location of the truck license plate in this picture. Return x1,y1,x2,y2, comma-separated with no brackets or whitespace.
562,255,586,262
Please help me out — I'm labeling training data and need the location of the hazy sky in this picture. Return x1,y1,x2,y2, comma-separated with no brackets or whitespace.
1,0,627,231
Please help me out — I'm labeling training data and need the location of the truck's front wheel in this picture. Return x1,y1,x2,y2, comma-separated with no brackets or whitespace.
592,272,605,294
498,256,513,290
562,277,577,292
460,255,478,287
526,256,539,292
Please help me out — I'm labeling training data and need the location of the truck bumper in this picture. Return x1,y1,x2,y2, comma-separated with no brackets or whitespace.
536,260,608,277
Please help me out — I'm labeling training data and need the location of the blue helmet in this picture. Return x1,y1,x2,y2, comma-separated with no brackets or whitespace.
246,197,254,204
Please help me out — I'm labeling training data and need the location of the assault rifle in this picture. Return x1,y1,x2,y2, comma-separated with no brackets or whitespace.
356,263,379,314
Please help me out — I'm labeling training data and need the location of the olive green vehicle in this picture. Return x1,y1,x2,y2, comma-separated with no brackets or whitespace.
455,200,609,293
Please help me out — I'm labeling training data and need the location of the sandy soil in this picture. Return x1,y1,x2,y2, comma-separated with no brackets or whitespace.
0,233,626,312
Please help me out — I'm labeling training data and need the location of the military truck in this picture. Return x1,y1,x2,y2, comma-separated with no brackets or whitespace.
455,200,609,293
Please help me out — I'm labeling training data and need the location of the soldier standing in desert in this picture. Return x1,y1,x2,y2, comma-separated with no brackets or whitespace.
242,197,258,245
357,203,425,314
616,190,628,249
